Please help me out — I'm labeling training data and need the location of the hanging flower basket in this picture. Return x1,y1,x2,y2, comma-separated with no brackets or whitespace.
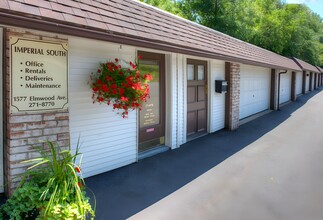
89,57,152,118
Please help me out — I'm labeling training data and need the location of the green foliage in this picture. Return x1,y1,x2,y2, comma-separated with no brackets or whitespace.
142,0,323,66
139,0,184,17
0,141,95,220
0,181,45,220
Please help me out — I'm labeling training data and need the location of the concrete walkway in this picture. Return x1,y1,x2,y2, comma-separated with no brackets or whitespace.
129,89,323,220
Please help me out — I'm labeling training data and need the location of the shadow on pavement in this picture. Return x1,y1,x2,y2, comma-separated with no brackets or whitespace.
0,89,321,218
85,89,322,220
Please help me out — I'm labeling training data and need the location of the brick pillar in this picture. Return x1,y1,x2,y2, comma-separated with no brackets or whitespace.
225,62,240,131
270,69,278,110
302,71,306,94
309,72,313,91
4,28,70,195
291,71,297,101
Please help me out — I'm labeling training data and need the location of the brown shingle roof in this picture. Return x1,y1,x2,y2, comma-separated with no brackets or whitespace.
0,0,302,71
292,57,319,73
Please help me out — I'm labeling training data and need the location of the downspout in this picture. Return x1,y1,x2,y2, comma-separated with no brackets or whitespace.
277,70,288,111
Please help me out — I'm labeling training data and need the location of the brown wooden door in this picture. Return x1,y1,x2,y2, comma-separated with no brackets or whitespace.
138,51,165,152
187,59,207,139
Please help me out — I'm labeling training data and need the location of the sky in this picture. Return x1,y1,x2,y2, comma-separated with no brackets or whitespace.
285,0,323,18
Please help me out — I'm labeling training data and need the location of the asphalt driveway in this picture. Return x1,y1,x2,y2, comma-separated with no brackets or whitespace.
1,89,321,219
85,88,323,220
129,88,323,220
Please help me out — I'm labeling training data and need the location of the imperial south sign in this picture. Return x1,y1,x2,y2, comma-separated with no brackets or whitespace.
10,37,68,113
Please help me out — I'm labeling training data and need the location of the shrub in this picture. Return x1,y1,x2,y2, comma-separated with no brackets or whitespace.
0,141,95,220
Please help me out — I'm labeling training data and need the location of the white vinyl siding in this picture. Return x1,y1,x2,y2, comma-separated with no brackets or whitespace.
210,60,225,132
166,53,183,149
240,64,271,119
0,28,4,193
69,37,137,178
279,71,292,104
295,72,302,95
176,54,186,146
305,72,310,92
311,73,315,90
165,54,177,149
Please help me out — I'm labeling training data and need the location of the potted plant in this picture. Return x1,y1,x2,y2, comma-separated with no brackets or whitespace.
89,56,153,118
0,141,95,220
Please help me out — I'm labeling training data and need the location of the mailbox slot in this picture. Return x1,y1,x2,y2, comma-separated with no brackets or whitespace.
215,80,228,93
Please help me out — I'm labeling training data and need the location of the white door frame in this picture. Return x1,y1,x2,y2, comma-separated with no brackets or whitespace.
0,27,4,193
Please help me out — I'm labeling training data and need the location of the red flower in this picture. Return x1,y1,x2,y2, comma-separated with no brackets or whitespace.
106,75,113,81
111,84,117,89
145,74,153,81
90,58,152,118
101,84,109,92
120,96,128,102
138,55,143,60
75,167,81,173
126,76,133,82
78,182,82,187
97,97,104,102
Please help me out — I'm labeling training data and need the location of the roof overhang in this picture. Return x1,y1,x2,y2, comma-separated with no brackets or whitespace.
0,9,301,71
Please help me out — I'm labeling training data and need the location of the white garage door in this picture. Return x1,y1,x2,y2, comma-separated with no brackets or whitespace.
240,65,271,119
279,71,292,104
69,37,137,178
295,72,302,95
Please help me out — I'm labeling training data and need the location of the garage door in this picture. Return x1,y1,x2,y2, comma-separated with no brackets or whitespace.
295,72,302,95
279,71,292,104
240,65,271,119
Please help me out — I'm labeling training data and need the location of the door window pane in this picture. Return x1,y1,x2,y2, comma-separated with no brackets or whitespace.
198,65,205,80
187,64,194,80
139,60,160,128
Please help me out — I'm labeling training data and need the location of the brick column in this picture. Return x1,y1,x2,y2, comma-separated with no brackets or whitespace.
4,28,70,195
225,62,240,131
270,69,278,110
291,71,297,101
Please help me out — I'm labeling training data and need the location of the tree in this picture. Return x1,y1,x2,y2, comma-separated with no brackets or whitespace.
142,0,323,66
